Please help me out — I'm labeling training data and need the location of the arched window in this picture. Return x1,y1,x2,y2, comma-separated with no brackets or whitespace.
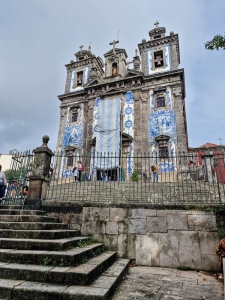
112,62,117,76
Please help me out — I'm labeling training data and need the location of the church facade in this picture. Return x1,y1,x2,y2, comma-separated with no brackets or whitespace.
56,24,188,179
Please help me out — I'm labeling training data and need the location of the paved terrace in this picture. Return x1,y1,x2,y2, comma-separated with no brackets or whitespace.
111,266,224,300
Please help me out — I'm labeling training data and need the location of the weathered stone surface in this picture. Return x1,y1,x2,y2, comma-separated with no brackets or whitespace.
82,207,109,222
146,216,167,233
13,281,68,300
105,222,119,235
127,235,136,259
179,246,202,270
177,231,200,247
131,209,156,218
109,208,127,222
159,232,179,268
0,279,24,299
136,234,159,266
167,214,188,230
188,214,217,231
199,232,219,255
63,285,108,300
117,234,127,257
48,266,71,283
129,218,146,234
202,254,218,271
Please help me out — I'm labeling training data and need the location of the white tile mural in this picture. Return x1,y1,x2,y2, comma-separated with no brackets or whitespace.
69,66,90,93
123,91,134,138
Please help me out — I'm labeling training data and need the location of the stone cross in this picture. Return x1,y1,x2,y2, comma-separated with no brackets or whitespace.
218,137,223,145
109,39,119,54
154,21,159,28
79,45,84,52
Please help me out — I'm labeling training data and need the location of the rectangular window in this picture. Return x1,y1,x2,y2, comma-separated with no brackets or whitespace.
154,51,164,68
71,112,78,123
157,97,165,108
77,71,83,86
159,146,168,158
67,156,73,167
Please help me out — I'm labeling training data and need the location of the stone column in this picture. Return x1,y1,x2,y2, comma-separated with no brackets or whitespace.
24,135,54,209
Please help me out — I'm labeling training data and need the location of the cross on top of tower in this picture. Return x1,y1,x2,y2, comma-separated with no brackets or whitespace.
109,39,119,54
154,21,159,28
218,137,223,145
79,45,84,52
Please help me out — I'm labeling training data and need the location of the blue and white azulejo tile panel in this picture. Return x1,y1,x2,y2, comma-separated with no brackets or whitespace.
127,143,133,175
123,91,134,138
69,66,90,93
150,88,172,112
148,110,176,144
62,107,83,149
92,97,103,139
145,45,172,76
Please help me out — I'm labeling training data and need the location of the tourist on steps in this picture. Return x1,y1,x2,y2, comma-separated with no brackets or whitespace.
153,162,160,183
78,161,83,182
101,168,107,182
0,165,6,204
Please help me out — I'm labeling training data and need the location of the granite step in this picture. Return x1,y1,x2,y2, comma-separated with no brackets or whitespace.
0,229,80,239
0,210,46,216
0,259,129,300
0,251,117,285
0,236,89,251
0,206,22,210
0,215,60,223
0,222,68,230
2,243,104,266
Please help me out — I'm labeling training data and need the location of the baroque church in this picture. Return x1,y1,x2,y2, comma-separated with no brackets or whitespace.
56,23,188,179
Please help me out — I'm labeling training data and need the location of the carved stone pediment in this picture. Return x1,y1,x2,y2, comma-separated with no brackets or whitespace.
155,134,170,141
86,79,100,87
102,87,121,95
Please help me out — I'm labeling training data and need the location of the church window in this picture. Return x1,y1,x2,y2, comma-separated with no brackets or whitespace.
159,146,168,158
157,97,165,108
71,112,78,123
77,71,83,86
154,51,164,68
79,57,84,60
112,62,117,76
67,156,73,167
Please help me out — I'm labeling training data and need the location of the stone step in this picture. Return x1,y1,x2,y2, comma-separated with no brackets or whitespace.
0,205,22,210
0,222,68,230
0,215,60,223
0,210,45,216
0,236,89,251
2,243,104,266
0,251,117,285
0,258,129,300
0,229,80,239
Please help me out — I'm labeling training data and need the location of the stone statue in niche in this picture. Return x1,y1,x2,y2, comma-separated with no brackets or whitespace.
112,63,117,76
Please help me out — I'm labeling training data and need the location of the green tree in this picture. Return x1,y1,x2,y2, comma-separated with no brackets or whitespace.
131,170,139,182
4,167,27,183
205,33,225,50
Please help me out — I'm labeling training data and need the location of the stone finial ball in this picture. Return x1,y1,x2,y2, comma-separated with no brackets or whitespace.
142,39,146,43
42,135,50,144
170,31,174,36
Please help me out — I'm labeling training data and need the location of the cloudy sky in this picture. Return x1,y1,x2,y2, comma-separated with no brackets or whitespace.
0,0,224,153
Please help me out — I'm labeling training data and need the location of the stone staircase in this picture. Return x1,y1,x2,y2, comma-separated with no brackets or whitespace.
0,205,129,300
46,181,225,204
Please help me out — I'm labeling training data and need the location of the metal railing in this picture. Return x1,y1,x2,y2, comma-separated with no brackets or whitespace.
3,151,33,205
45,150,225,205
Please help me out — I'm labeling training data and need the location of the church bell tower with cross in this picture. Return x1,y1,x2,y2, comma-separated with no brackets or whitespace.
56,22,188,179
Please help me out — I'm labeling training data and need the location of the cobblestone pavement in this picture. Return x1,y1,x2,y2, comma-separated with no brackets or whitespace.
111,266,224,300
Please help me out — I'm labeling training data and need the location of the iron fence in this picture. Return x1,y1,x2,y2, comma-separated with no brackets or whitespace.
3,151,33,205
45,150,225,205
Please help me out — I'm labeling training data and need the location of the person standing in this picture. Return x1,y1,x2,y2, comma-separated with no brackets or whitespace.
101,168,107,182
72,163,78,182
0,165,6,204
78,161,82,182
153,162,160,183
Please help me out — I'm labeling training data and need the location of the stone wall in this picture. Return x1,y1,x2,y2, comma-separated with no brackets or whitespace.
44,204,222,271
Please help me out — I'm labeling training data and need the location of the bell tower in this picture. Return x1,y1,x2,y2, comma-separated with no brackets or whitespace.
104,40,128,78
